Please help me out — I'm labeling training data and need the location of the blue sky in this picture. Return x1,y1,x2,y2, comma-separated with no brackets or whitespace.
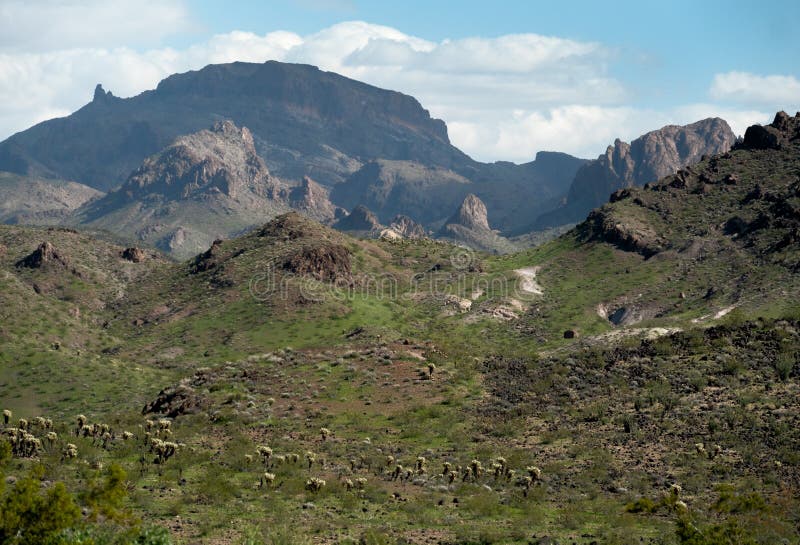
0,0,797,161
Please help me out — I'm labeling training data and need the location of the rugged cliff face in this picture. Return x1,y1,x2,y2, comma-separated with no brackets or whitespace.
0,62,460,192
75,121,301,258
535,118,737,229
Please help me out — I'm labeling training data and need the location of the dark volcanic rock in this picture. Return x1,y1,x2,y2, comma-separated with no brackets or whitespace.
284,244,352,282
121,247,147,263
739,111,800,150
143,384,205,418
15,241,69,269
583,209,666,258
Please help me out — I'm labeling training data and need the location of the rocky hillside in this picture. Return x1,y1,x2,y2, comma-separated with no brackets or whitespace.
533,118,737,229
0,172,102,225
75,121,301,258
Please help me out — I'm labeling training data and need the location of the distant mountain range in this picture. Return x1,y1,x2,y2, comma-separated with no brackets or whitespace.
0,61,737,257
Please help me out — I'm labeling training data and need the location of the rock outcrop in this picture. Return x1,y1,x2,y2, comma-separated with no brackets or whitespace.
446,194,490,231
739,111,800,150
388,215,427,239
289,176,342,224
284,244,352,283
333,205,383,233
437,195,517,254
15,241,70,269
121,247,147,263
535,118,737,228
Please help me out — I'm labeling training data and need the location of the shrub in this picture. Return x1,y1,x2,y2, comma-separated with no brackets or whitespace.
0,465,81,545
775,350,795,381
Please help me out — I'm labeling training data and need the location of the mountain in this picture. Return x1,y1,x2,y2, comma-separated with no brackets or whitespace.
0,62,463,192
0,172,102,225
331,152,586,232
533,117,737,230
75,120,297,258
0,61,585,242
437,193,518,253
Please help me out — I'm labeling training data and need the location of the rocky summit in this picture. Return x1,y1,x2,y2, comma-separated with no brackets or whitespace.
74,120,331,259
535,118,737,229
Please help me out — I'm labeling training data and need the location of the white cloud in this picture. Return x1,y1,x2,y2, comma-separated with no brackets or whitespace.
0,0,194,52
0,19,782,161
710,71,800,107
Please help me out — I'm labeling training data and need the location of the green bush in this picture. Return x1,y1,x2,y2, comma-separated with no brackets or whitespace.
0,465,81,545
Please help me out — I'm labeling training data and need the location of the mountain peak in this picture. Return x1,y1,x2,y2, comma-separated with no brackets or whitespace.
451,193,490,231
93,84,114,102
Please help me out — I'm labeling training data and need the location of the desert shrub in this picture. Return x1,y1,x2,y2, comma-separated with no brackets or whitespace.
625,496,659,513
774,350,795,381
675,517,758,545
81,464,130,523
0,465,81,545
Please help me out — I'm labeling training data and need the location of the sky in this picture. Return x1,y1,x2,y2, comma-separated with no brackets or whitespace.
0,0,798,162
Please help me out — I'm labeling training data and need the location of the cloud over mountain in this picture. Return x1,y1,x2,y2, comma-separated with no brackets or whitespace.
0,17,782,161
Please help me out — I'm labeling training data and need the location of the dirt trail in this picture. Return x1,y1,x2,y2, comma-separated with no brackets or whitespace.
514,266,543,295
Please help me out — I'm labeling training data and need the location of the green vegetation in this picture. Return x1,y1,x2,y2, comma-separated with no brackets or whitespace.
1,123,800,543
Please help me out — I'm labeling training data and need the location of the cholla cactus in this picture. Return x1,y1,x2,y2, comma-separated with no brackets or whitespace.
386,455,395,468
442,461,451,474
694,443,707,457
32,416,46,428
427,363,436,377
46,431,58,443
305,477,326,493
158,419,171,431
343,478,354,491
305,451,316,468
76,415,87,434
288,453,300,464
2,409,11,426
355,477,367,490
709,444,722,460
470,459,483,478
526,466,542,481
415,456,426,474
244,454,254,464
256,445,273,463
17,418,28,431
274,455,286,465
674,500,689,513
669,483,682,498
144,419,154,432
63,443,78,461
260,472,276,488
392,464,403,481
122,431,134,440
320,427,331,441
